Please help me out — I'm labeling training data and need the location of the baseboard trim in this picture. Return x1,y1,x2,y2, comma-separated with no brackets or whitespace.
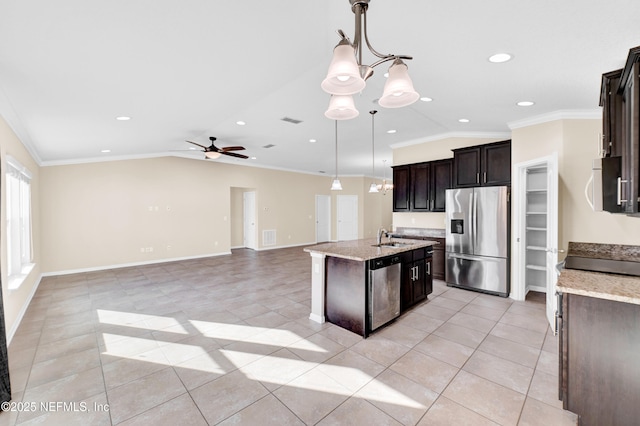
41,251,233,277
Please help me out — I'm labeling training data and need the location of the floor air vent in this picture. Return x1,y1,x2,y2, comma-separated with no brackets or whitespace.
263,230,276,246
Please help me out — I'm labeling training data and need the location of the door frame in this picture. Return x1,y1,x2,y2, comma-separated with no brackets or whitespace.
512,153,559,329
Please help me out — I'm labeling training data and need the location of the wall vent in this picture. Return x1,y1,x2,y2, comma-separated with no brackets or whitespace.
263,229,276,246
281,117,303,124
262,144,276,149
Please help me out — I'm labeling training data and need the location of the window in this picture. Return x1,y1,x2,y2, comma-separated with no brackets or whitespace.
6,156,33,288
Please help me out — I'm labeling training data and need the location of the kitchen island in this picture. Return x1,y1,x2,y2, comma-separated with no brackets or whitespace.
556,242,640,426
304,237,438,337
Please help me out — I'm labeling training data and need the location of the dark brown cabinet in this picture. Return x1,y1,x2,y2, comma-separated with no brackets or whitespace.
392,165,410,212
401,248,433,311
600,69,624,157
431,237,445,280
600,46,640,215
620,59,640,214
453,140,511,188
559,292,640,425
393,159,452,212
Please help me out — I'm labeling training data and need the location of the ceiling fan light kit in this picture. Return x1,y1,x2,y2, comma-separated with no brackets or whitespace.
185,137,248,160
322,0,419,119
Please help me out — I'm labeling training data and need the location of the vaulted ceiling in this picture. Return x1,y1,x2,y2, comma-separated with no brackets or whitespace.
1,1,639,177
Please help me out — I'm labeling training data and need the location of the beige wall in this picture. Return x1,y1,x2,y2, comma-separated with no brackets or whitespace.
512,119,640,251
0,118,42,339
392,136,507,230
39,159,392,273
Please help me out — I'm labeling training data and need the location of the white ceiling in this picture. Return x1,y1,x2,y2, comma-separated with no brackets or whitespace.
1,0,639,178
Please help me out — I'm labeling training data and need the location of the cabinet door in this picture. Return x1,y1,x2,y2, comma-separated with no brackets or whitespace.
392,166,410,212
601,69,624,157
621,62,639,214
453,147,481,187
411,260,426,304
482,141,511,186
425,257,433,296
400,255,414,312
410,163,431,211
431,239,445,280
431,160,452,212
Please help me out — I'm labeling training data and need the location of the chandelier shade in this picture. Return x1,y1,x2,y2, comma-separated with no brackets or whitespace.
321,0,418,119
378,59,420,108
321,42,366,95
325,95,360,120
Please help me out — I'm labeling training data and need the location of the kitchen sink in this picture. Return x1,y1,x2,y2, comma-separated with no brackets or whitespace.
373,241,413,248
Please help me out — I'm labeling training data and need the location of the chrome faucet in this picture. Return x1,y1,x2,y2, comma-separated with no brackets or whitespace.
377,228,388,245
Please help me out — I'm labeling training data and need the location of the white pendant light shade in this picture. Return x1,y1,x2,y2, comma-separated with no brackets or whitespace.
205,151,222,159
369,182,379,193
324,95,359,120
378,59,419,108
331,179,343,191
321,43,366,95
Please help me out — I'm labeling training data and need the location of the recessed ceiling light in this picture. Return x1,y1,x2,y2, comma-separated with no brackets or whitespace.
387,129,396,134
517,101,535,107
250,156,257,160
488,53,512,63
420,97,433,102
115,116,130,121
101,149,111,153
309,139,317,143
236,121,246,126
459,118,470,123
383,72,389,78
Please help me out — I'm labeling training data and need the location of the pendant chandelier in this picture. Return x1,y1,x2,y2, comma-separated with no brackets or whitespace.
368,110,379,193
378,159,394,195
331,120,343,190
323,0,419,120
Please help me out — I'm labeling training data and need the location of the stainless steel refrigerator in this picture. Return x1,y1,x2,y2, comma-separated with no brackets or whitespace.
445,186,510,297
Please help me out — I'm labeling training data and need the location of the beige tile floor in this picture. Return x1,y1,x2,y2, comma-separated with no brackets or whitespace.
1,247,578,425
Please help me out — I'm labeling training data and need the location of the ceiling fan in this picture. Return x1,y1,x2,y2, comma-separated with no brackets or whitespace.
185,137,248,160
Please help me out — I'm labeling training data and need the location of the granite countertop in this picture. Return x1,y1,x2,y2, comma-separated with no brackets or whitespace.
304,238,438,262
389,227,446,239
557,241,640,305
557,269,640,305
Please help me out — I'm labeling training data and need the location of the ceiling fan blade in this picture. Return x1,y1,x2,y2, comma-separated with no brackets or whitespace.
220,146,246,152
222,151,249,159
185,140,208,149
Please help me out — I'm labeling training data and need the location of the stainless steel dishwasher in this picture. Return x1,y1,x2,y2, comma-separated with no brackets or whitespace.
368,255,402,331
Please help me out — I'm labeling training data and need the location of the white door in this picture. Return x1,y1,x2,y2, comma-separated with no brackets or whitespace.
337,195,358,241
544,154,560,331
243,191,256,249
316,195,331,243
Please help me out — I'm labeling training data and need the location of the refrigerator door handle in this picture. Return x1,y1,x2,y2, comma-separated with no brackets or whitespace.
448,253,502,262
472,191,478,252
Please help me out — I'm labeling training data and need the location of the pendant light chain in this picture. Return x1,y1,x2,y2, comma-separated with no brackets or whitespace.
335,120,338,179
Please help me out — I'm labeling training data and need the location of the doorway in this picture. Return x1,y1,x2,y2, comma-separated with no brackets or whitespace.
316,195,331,243
513,153,559,331
243,191,256,249
337,195,358,241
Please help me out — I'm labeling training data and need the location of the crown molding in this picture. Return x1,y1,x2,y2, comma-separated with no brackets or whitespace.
390,131,511,149
508,109,601,130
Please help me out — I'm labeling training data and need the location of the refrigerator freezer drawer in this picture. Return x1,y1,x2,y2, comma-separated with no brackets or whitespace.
445,252,509,297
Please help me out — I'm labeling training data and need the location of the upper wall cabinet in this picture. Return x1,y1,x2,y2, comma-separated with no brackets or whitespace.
393,159,452,212
452,140,511,188
601,46,640,215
